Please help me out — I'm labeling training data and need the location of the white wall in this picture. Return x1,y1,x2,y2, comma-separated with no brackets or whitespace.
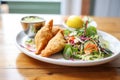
94,0,120,17
61,0,82,15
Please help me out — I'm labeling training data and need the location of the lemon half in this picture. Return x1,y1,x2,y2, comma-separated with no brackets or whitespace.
66,15,83,29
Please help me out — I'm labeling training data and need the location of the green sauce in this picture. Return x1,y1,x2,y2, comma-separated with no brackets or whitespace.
22,16,44,23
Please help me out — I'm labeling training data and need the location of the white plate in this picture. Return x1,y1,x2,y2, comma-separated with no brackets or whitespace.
16,31,120,66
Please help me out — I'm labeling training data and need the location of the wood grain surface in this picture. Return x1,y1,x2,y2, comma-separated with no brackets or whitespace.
0,14,120,80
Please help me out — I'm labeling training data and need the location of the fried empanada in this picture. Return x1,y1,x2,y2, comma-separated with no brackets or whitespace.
40,31,66,57
35,19,53,54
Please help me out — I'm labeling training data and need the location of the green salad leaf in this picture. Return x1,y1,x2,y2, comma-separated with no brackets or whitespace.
63,44,73,59
86,26,97,37
64,29,71,36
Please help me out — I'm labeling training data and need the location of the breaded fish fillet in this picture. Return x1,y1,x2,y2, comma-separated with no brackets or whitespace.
35,19,53,54
40,31,66,57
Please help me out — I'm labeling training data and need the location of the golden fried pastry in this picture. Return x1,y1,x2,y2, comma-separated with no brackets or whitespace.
40,31,66,57
35,19,53,54
52,26,64,36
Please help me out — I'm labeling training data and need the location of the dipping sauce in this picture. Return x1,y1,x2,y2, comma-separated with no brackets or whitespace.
21,16,45,23
21,16,45,38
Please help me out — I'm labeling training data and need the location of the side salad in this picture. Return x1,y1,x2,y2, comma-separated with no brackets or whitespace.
63,17,113,60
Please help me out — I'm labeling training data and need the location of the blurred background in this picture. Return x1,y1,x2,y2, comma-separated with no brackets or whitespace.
0,0,120,17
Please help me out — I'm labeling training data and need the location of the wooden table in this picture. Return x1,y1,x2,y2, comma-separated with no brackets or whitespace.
0,14,120,80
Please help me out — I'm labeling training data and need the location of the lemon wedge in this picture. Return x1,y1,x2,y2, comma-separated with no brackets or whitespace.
66,15,84,29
